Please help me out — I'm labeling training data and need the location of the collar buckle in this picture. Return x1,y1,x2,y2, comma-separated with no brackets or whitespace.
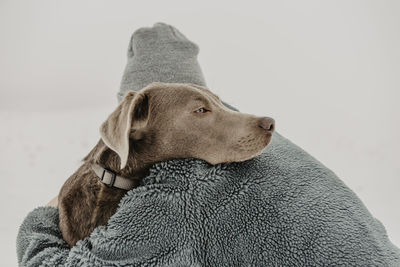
101,168,117,188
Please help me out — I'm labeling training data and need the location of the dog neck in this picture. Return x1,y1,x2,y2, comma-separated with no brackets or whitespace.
84,139,150,187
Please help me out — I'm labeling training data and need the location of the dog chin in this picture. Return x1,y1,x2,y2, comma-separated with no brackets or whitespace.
217,148,265,164
206,139,272,165
240,139,273,161
241,150,264,162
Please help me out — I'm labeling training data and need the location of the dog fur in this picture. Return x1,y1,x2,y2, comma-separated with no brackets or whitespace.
58,82,275,247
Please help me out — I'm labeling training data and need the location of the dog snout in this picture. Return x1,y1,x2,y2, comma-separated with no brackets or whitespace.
258,117,275,133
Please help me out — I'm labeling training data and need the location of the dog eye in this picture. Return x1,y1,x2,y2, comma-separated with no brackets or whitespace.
194,108,209,113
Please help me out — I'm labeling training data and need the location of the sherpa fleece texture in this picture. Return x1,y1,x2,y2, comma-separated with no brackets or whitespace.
17,132,400,266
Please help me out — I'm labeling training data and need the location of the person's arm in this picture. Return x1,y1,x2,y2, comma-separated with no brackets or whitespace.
16,206,70,266
16,186,187,266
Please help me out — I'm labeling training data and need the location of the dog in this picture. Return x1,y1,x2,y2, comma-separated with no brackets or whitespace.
58,82,275,247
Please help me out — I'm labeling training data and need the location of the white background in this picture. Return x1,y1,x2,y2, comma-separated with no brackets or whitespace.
1,1,399,265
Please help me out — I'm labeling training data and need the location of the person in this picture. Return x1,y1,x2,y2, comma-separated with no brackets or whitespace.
17,23,400,266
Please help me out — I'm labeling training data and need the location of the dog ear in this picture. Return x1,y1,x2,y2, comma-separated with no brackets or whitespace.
99,90,149,170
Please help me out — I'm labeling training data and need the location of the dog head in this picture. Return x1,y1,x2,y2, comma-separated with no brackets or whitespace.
100,82,274,170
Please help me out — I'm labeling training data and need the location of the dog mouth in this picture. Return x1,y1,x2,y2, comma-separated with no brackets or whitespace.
204,131,274,165
225,134,273,162
231,147,267,163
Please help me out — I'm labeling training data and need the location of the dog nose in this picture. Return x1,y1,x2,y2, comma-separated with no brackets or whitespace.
258,117,275,132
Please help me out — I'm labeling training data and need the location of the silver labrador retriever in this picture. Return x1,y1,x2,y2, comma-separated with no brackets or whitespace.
58,82,275,246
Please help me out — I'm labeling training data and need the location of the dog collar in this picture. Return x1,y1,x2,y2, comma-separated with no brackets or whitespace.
92,164,136,190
